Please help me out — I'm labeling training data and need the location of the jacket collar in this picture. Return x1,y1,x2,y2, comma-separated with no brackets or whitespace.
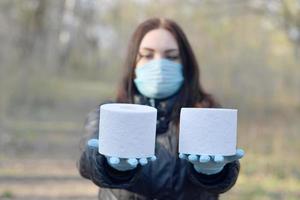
133,93,179,134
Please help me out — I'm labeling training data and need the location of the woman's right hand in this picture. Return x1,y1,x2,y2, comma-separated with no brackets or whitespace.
87,139,156,171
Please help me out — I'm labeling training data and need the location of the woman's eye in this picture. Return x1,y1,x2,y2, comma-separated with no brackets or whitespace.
166,55,179,60
139,53,153,60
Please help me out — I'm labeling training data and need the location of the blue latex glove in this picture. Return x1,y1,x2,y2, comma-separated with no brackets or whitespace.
87,139,156,171
179,149,244,175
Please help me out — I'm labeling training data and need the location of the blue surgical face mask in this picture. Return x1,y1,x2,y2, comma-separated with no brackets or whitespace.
134,58,184,99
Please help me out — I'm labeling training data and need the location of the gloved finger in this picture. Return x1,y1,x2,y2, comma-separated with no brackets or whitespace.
236,149,245,159
179,153,187,159
139,158,148,166
199,155,210,163
108,156,120,165
146,156,156,162
87,139,99,148
188,154,199,163
149,155,157,162
213,155,224,163
127,158,138,167
225,149,245,162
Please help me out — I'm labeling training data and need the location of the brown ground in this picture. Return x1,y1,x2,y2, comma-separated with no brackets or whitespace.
0,159,98,200
0,104,99,200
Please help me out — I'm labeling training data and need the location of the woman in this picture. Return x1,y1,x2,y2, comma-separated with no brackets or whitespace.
78,17,244,200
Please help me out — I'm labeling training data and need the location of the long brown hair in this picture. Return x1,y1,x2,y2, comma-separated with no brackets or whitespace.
116,17,220,123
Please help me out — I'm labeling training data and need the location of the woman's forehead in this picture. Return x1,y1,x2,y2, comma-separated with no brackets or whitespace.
139,28,179,52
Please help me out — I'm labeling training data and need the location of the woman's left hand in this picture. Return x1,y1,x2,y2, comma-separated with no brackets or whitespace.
87,138,156,171
179,149,244,175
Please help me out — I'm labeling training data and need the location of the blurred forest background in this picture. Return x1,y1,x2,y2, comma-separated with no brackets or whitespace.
0,0,299,199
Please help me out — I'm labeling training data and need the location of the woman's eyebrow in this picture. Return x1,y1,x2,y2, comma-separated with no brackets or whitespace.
140,47,179,53
140,47,154,52
165,49,179,53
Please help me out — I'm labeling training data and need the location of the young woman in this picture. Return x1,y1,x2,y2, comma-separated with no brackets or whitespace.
78,17,244,200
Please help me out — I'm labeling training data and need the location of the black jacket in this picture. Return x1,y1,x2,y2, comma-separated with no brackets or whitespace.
78,95,240,200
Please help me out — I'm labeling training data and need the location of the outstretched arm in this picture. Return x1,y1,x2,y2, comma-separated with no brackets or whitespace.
179,150,244,194
78,105,146,188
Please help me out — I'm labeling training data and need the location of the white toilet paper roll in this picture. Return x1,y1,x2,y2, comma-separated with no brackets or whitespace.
179,108,237,156
98,103,157,158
